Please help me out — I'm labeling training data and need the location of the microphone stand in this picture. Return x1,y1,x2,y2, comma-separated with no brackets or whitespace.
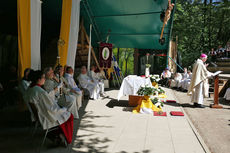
57,38,66,101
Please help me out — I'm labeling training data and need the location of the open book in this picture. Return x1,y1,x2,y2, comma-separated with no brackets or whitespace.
213,71,222,76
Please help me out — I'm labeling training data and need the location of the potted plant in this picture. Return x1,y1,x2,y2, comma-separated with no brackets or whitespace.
137,86,155,100
135,86,164,114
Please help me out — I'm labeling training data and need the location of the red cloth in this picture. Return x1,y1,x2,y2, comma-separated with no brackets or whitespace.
153,111,167,116
165,100,177,103
140,75,145,77
170,111,184,116
59,114,74,144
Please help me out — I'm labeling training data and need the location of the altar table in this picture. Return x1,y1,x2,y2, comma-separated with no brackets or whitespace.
117,75,152,101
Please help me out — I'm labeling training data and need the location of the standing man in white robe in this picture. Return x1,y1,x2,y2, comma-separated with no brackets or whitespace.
63,66,83,109
43,67,79,119
78,66,100,100
89,65,106,96
188,54,213,108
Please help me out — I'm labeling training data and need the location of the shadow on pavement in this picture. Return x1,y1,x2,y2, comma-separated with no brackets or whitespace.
71,99,114,153
106,99,129,108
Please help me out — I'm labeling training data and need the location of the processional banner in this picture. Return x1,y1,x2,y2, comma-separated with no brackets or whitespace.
99,43,113,68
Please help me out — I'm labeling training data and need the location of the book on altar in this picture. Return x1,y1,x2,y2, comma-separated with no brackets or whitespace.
213,71,222,76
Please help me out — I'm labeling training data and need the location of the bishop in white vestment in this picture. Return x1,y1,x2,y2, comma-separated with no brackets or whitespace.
78,66,100,100
188,54,213,108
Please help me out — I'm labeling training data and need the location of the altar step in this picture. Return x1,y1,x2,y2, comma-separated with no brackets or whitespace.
208,57,230,74
207,67,230,74
216,58,230,62
215,62,230,67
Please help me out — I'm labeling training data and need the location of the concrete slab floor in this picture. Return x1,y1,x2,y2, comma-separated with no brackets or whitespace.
0,88,216,153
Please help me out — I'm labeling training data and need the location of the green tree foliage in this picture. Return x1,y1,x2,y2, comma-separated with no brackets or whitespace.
172,0,230,67
113,48,134,76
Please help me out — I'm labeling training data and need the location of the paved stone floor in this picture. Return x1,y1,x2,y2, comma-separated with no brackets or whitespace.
172,88,230,153
71,88,206,153
0,88,216,153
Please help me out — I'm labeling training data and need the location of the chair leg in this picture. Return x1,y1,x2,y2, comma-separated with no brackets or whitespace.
39,129,49,153
32,121,39,137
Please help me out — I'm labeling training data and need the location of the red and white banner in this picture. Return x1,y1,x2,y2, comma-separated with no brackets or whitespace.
99,43,112,68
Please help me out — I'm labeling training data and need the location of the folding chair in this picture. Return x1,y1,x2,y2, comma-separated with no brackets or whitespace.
27,102,40,137
28,103,59,152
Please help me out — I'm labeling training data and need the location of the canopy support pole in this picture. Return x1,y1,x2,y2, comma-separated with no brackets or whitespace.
87,24,92,72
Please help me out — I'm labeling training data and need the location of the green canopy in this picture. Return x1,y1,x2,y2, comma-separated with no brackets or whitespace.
81,0,176,50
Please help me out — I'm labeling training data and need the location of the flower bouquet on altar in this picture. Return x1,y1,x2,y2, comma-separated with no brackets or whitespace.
132,86,163,114
157,87,167,99
149,74,160,88
145,64,151,77
145,53,151,77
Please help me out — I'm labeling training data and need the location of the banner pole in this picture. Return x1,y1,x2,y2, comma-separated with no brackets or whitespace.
87,24,92,72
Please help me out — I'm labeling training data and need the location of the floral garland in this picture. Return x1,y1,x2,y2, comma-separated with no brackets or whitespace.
149,74,160,83
137,85,165,96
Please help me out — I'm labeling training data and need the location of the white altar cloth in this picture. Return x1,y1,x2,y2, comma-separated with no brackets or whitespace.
117,75,152,100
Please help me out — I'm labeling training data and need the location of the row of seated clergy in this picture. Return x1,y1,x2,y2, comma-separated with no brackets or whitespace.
43,67,80,119
89,65,105,96
77,66,105,100
24,70,74,145
170,68,193,91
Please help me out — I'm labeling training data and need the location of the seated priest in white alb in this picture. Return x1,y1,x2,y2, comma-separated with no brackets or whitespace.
181,70,193,91
188,54,213,108
181,68,189,80
58,66,82,109
18,68,32,111
89,65,106,96
43,67,79,119
24,70,74,145
18,68,32,96
178,68,189,89
160,67,171,87
170,72,182,88
78,66,100,100
224,88,230,101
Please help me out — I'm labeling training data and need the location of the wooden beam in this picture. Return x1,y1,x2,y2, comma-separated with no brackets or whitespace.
80,19,85,54
134,48,139,75
77,44,89,49
82,25,101,69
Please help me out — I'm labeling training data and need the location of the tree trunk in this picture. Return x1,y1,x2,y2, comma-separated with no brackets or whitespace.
208,0,212,50
124,49,127,76
125,58,128,76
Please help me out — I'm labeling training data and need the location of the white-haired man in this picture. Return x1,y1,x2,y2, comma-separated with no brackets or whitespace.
78,66,100,100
